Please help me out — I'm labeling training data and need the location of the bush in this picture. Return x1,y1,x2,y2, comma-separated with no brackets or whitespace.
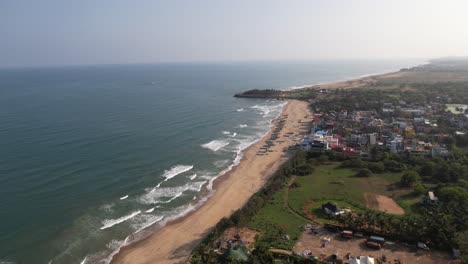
356,168,372,177
413,183,427,195
384,159,406,172
296,163,315,176
367,162,385,173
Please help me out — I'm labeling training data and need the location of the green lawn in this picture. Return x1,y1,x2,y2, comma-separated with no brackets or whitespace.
247,162,421,248
248,187,308,249
287,163,418,221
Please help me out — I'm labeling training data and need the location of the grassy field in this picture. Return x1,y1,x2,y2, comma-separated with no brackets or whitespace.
287,163,406,212
247,162,421,249
248,186,309,250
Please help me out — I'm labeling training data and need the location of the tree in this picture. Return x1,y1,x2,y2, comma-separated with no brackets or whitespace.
384,159,406,172
413,183,427,195
367,162,385,173
400,170,420,187
455,230,468,263
295,163,314,176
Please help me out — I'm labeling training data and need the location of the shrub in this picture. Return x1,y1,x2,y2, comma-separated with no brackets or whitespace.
356,168,372,177
367,162,385,173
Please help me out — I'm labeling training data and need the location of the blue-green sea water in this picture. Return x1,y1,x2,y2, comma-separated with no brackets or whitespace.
0,60,424,264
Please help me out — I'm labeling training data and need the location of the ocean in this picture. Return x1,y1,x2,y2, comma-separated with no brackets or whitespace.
0,60,424,263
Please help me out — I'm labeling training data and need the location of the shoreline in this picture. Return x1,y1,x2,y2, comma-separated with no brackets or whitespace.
110,100,312,264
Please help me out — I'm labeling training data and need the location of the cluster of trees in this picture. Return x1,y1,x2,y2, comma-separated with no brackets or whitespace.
336,201,468,250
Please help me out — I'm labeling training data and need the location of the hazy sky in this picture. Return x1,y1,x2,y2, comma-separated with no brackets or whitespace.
1,0,468,67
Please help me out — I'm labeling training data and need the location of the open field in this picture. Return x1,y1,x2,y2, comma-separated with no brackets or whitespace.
248,186,309,250
246,163,421,250
287,163,416,221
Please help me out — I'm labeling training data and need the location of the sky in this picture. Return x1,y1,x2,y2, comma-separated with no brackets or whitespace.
1,0,468,67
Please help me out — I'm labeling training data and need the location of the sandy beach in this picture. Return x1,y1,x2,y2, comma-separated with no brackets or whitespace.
111,100,312,264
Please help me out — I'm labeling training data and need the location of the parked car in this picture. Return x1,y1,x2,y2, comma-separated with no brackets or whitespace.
417,242,430,250
341,230,353,239
366,241,382,249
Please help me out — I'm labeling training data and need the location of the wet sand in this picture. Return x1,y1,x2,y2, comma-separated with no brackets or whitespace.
111,100,312,264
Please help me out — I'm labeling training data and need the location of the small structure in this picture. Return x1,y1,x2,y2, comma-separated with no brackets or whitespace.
421,191,438,205
432,146,449,157
349,256,375,264
322,202,344,216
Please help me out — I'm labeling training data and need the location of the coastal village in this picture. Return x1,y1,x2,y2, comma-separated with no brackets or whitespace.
191,61,468,264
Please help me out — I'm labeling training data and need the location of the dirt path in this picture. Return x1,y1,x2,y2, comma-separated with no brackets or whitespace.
365,193,405,215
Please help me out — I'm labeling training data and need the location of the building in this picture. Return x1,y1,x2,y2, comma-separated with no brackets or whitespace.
386,136,403,153
349,256,375,264
432,146,449,158
421,191,438,205
322,202,344,216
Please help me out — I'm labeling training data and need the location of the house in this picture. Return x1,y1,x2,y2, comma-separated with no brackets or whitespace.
432,146,449,158
421,191,438,205
322,202,344,216
386,136,403,153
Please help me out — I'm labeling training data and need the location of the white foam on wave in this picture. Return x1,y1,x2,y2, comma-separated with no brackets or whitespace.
206,102,287,191
201,140,230,151
104,101,288,264
222,131,231,135
251,104,271,115
140,185,186,204
100,211,141,230
162,165,193,180
79,257,87,264
160,190,185,204
155,165,194,187
251,103,287,117
139,179,208,205
106,240,124,251
230,132,237,138
190,181,207,192
145,207,156,213
239,124,248,128
104,194,213,264
134,215,164,233
119,195,128,200
188,174,197,180
236,108,244,112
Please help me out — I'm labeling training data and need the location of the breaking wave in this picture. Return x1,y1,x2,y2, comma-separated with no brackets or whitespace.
201,140,230,151
100,211,141,230
156,165,194,187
